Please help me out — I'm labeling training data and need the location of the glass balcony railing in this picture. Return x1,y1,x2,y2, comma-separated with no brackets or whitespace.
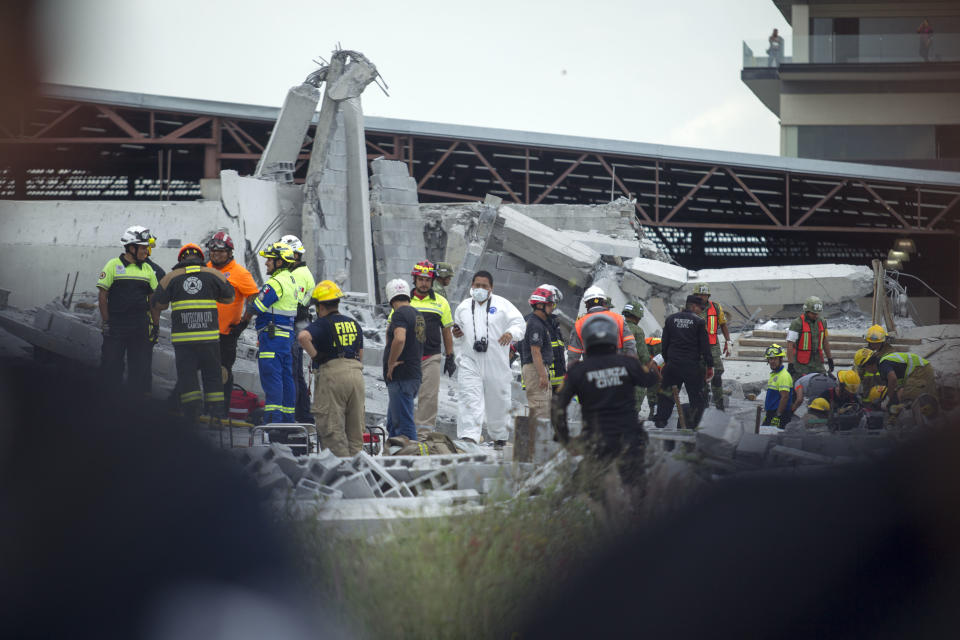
744,33,960,67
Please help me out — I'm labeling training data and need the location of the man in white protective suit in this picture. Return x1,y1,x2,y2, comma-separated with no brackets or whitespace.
451,270,526,449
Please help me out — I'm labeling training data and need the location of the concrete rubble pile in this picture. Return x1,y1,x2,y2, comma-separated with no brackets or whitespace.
229,443,581,534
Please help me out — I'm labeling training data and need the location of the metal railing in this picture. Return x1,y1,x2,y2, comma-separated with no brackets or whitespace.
744,32,960,67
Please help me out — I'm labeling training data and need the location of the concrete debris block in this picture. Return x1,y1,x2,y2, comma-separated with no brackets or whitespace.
295,477,326,500
498,206,601,285
255,466,294,493
305,451,347,485
454,463,509,492
770,445,834,465
734,433,774,465
695,409,743,459
620,270,652,299
560,230,640,259
370,157,410,176
482,476,515,500
422,489,482,504
330,471,381,499
517,450,581,495
382,482,414,498
370,174,418,191
406,468,456,496
351,450,405,495
623,258,689,290
255,83,320,178
693,264,874,307
268,443,305,483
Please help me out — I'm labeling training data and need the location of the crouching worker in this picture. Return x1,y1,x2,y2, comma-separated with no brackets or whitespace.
297,281,365,456
552,314,659,482
762,343,794,429
151,243,234,422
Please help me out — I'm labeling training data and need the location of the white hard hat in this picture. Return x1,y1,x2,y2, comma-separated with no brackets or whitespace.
582,285,606,303
386,278,411,302
121,225,152,247
280,234,305,254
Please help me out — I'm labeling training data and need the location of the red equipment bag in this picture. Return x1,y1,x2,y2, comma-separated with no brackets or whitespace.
229,384,263,421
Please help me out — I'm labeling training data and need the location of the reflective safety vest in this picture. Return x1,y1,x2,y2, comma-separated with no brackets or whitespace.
572,310,630,352
880,352,929,382
796,317,825,364
705,302,719,345
253,270,299,337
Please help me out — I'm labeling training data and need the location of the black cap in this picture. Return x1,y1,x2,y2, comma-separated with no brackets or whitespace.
686,294,704,307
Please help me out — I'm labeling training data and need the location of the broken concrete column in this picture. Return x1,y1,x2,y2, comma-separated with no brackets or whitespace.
341,97,377,302
255,83,320,178
498,205,600,287
369,158,425,302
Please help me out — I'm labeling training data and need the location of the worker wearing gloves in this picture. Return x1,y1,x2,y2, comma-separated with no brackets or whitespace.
552,314,658,481
520,287,557,433
567,286,637,365
298,280,365,456
97,225,159,396
383,279,425,441
433,262,455,299
151,243,234,422
653,295,711,429
205,231,259,412
692,283,731,410
621,299,652,413
762,343,794,428
786,296,833,377
452,270,525,448
405,260,456,428
854,348,938,416
280,234,316,423
644,335,664,415
241,242,299,424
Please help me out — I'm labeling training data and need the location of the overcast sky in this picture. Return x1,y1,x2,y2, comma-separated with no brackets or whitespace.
39,0,790,155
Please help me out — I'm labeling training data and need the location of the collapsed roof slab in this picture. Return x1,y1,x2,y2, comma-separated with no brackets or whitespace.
498,206,601,287
623,258,691,290
560,230,641,259
691,264,874,308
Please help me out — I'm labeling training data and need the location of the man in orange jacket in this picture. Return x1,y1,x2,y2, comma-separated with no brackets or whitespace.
205,232,260,413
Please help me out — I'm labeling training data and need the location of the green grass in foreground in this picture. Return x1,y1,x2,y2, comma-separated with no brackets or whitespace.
292,462,634,639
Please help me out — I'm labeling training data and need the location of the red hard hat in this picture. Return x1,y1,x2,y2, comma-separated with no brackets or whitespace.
529,287,555,306
411,260,436,279
206,231,235,251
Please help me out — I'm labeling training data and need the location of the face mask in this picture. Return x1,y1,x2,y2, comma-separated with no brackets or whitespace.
470,288,489,303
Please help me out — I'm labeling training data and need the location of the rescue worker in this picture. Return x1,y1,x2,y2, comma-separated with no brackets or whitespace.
762,343,794,428
567,286,637,364
280,234,316,423
205,231,259,413
804,397,832,431
552,314,658,481
240,242,299,424
406,260,456,428
452,271,525,448
786,296,834,377
854,348,938,414
520,287,556,432
97,225,159,395
644,335,664,415
384,279,425,441
792,369,861,413
433,262,455,299
539,283,567,391
144,233,166,281
298,281,365,456
621,299,652,413
692,283,731,410
150,244,234,422
860,324,895,398
653,295,711,429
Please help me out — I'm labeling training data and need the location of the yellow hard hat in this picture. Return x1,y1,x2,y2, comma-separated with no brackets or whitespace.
867,385,887,404
837,369,861,394
853,348,878,368
809,397,831,414
311,280,343,303
865,324,887,344
259,241,296,263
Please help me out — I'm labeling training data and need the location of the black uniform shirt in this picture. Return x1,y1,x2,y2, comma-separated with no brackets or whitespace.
306,312,364,366
548,315,567,379
554,353,657,437
383,304,425,381
519,313,554,366
661,310,713,368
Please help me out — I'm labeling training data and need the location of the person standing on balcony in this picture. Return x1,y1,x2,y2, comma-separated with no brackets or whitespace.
767,28,784,67
917,19,933,62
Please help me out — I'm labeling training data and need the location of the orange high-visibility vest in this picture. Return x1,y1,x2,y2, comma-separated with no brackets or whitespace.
572,310,631,352
796,317,825,364
706,302,719,345
645,337,661,346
